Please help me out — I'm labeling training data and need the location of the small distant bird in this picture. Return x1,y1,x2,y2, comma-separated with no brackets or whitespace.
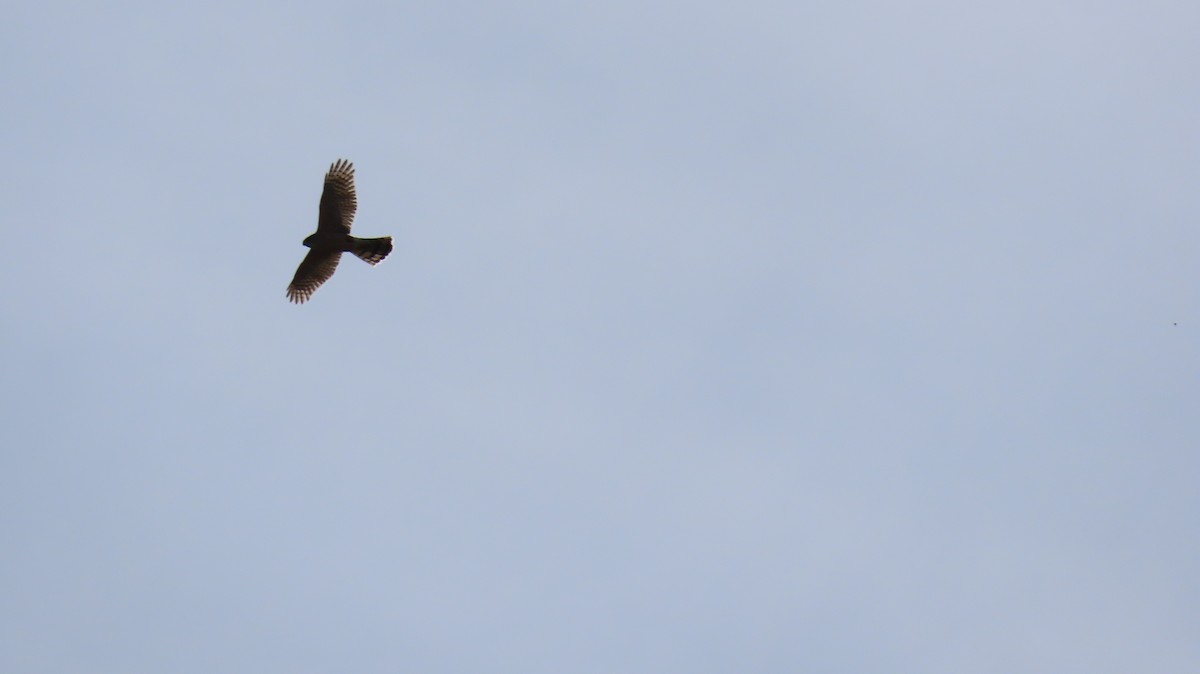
287,159,393,303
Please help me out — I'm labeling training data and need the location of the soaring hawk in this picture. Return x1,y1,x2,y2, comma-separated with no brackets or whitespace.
287,159,393,303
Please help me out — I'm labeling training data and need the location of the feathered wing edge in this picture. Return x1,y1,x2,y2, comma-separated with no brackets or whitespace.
286,250,342,303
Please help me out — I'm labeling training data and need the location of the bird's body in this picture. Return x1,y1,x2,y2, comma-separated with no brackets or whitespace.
287,159,393,303
301,230,393,260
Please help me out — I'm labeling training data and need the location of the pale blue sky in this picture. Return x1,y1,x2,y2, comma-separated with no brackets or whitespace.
2,2,1198,672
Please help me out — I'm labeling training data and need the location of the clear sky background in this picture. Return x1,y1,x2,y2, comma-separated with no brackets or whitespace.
2,2,1198,672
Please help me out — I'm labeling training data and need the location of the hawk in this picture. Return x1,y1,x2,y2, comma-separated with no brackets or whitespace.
287,159,393,303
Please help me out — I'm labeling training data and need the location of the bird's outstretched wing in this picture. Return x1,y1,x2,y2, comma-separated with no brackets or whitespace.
317,159,357,234
287,250,342,303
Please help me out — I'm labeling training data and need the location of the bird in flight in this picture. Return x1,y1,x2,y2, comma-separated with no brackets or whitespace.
287,159,393,303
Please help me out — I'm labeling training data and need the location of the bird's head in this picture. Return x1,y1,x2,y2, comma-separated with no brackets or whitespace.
302,233,317,248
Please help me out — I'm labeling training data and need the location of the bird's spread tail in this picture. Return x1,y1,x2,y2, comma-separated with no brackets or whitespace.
351,236,393,265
